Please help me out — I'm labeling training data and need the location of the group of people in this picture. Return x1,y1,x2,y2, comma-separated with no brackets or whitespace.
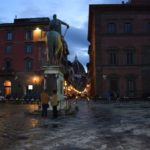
40,89,59,118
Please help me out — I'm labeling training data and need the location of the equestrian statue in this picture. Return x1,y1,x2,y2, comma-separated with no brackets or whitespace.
46,14,69,66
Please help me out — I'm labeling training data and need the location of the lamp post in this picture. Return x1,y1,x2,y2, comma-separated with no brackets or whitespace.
33,76,39,101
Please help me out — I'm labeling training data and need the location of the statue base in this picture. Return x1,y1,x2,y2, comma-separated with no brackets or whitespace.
42,65,65,110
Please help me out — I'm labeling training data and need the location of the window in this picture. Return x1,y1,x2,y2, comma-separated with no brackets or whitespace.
38,45,46,66
25,44,33,53
126,51,134,65
5,45,12,53
25,31,33,40
24,59,33,71
124,23,132,33
141,46,150,65
124,48,135,65
147,22,150,33
109,52,117,65
7,32,13,40
4,60,12,71
126,52,133,65
107,23,116,33
126,78,136,96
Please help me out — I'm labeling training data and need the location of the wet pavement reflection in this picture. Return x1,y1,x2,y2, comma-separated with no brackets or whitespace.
0,103,40,149
0,100,150,150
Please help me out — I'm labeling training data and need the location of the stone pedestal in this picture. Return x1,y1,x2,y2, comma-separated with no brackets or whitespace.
42,65,65,110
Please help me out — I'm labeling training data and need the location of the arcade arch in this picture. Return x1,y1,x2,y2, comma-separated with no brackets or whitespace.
4,80,11,96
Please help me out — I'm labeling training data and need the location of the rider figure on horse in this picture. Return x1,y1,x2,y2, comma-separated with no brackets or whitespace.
51,14,69,35
46,14,69,66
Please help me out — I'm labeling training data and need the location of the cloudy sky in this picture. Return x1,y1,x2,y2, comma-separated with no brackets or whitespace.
0,0,128,70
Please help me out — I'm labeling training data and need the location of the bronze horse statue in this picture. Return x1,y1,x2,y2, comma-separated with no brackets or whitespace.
46,30,63,65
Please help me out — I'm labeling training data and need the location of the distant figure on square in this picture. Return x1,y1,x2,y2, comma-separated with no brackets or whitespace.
85,94,90,104
40,89,49,117
106,90,112,102
51,14,69,35
115,91,120,101
50,89,59,118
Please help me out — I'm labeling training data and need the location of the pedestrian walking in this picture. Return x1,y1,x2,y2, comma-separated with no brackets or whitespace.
40,89,49,117
116,92,120,102
50,89,59,119
84,94,90,104
106,91,112,103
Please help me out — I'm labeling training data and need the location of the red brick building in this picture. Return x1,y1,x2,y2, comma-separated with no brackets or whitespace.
0,18,49,98
88,0,150,98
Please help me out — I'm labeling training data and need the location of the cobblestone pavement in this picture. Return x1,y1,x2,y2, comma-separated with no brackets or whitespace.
0,100,150,150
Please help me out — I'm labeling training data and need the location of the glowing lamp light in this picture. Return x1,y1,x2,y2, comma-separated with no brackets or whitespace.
33,27,42,41
35,27,41,33
33,76,40,84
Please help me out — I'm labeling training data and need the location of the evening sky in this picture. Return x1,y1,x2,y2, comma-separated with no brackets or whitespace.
0,0,128,70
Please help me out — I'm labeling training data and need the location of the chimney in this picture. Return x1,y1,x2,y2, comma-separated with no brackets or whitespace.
129,0,150,5
122,1,125,4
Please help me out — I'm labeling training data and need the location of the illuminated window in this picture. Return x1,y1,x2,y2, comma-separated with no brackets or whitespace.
33,27,42,41
28,85,33,90
4,80,11,86
4,80,11,96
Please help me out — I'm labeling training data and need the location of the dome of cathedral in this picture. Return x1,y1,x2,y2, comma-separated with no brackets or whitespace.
72,56,86,75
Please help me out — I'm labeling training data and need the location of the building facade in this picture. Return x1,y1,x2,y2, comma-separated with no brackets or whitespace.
88,0,150,98
0,18,50,98
72,56,87,91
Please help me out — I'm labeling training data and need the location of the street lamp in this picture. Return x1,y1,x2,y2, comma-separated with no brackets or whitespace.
33,76,40,85
35,27,41,32
33,77,37,84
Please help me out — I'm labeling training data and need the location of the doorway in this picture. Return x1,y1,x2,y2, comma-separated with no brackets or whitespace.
4,80,11,96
